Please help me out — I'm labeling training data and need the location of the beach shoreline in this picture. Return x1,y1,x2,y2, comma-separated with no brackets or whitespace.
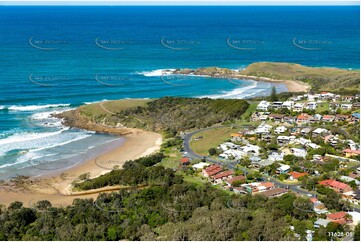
0,126,163,207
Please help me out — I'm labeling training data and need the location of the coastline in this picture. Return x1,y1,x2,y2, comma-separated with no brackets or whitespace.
0,126,162,207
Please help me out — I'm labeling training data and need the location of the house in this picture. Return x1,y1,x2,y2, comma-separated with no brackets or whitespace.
341,103,353,110
340,175,360,185
343,149,360,157
312,128,328,136
268,114,285,122
319,179,353,193
305,102,317,110
180,157,191,166
314,218,330,228
320,92,335,100
322,115,335,122
277,164,290,174
300,127,312,135
307,143,320,149
272,101,283,110
274,126,287,134
277,136,295,145
327,212,348,225
254,124,272,135
351,113,360,122
335,114,351,122
293,103,304,112
192,162,210,170
242,182,275,194
212,170,234,183
284,116,296,124
202,164,222,177
230,133,243,142
310,198,328,214
268,151,284,161
289,171,308,180
282,101,294,110
225,175,246,187
297,114,311,124
260,187,288,197
290,148,307,158
342,96,355,102
257,100,271,111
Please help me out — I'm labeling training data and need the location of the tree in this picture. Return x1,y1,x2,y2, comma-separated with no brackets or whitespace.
270,86,278,102
354,223,360,241
208,148,217,156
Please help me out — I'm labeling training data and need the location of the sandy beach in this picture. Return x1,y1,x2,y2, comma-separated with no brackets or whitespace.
0,129,162,207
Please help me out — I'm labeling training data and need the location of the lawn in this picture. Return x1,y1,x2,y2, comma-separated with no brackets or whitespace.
316,102,330,113
190,126,236,156
180,173,207,187
159,147,182,169
240,102,258,120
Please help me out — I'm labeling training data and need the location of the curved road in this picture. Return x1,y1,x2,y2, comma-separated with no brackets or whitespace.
183,125,360,212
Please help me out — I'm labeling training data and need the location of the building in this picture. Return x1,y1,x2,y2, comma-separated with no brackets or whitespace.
327,212,348,225
293,103,304,112
277,136,296,145
268,114,285,122
260,187,289,197
297,114,311,124
335,114,351,122
282,101,294,110
319,179,353,193
277,165,290,174
343,149,360,157
272,101,283,110
289,171,308,180
212,170,234,183
202,164,222,177
341,103,353,110
225,175,246,187
312,128,328,136
314,219,330,228
290,148,307,158
257,100,271,111
274,126,287,134
322,115,335,122
180,157,191,166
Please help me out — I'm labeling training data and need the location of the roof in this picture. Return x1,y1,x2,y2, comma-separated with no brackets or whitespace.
343,149,360,154
207,167,223,176
352,113,360,119
226,175,246,185
260,188,288,197
319,179,351,190
212,170,234,179
297,115,309,120
310,197,318,204
315,218,330,227
181,157,190,163
204,164,221,172
327,211,347,220
269,114,285,118
322,115,335,119
289,171,308,179
230,133,242,137
260,182,275,188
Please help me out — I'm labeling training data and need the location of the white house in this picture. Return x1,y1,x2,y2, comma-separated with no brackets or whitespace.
274,126,287,134
341,103,353,110
305,102,317,110
257,100,271,111
277,164,290,174
282,101,294,110
293,103,304,112
255,124,272,134
290,148,307,158
312,128,328,135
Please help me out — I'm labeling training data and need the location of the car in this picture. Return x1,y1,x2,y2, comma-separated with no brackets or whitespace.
306,194,313,197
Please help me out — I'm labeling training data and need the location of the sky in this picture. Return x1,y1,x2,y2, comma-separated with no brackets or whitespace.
0,0,359,6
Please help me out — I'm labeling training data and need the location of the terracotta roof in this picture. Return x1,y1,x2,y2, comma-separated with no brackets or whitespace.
343,149,360,154
260,182,275,188
181,157,190,163
226,175,246,185
319,179,350,190
207,167,223,176
231,133,242,137
322,115,335,119
212,170,234,179
269,114,285,118
327,211,347,220
289,171,308,179
297,115,309,120
310,197,318,204
204,164,221,172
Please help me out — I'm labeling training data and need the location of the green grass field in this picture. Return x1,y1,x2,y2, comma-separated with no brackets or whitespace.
241,102,258,120
159,147,182,169
190,126,236,156
316,102,330,113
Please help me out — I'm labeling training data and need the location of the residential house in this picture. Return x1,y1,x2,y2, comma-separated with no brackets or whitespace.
277,164,291,174
180,157,191,166
277,136,296,145
351,113,360,122
341,103,353,110
342,96,355,102
284,116,296,124
312,128,328,136
230,133,243,142
300,127,312,135
335,114,351,122
242,182,275,194
322,115,335,122
305,102,317,110
192,162,210,170
257,100,271,111
343,149,360,158
254,124,272,135
326,212,348,225
212,170,234,183
314,219,330,228
289,171,308,180
319,179,353,193
274,126,287,134
202,164,222,177
290,148,307,158
225,175,246,187
282,101,294,110
297,113,311,124
268,114,285,122
260,187,288,197
272,101,283,110
293,103,304,112
268,151,284,162
310,198,328,214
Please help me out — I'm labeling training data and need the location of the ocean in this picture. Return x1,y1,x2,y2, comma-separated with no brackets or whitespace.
0,6,359,179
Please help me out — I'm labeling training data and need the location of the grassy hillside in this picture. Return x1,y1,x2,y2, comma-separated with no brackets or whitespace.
240,62,360,93
68,97,249,134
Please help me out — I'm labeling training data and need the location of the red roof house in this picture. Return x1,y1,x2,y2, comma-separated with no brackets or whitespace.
319,179,353,193
225,175,246,186
202,164,222,177
289,171,308,180
327,212,348,225
212,170,234,182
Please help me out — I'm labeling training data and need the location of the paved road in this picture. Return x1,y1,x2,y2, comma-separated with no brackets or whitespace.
183,124,361,211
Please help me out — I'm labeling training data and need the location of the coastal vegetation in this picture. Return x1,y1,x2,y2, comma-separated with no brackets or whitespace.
173,62,360,93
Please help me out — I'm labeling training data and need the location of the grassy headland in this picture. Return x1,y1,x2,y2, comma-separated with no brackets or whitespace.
173,62,360,93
